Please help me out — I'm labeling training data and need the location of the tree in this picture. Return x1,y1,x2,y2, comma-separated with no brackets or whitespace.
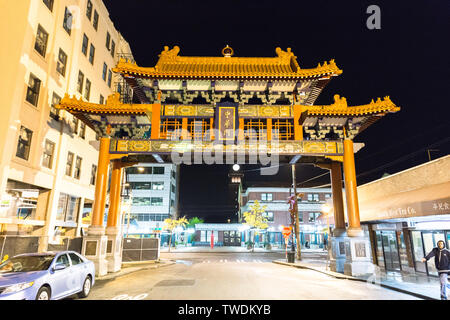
186,217,204,228
242,200,269,252
163,216,188,252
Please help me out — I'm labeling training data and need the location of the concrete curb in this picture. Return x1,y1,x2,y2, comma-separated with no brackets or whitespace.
96,260,176,282
272,260,436,300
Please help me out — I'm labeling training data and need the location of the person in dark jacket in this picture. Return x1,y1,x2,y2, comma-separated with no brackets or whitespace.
422,240,450,300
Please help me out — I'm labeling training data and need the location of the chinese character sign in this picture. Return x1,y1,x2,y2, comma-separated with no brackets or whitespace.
217,106,236,141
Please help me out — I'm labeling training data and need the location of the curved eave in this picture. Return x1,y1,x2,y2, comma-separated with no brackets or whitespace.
112,64,342,80
303,100,400,117
57,105,149,115
55,95,152,116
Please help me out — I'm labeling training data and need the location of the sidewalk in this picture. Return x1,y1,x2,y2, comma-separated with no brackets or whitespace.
273,256,442,300
159,245,325,253
96,258,175,282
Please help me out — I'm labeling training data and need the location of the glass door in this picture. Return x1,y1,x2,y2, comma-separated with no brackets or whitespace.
411,231,427,273
375,231,385,268
423,232,438,276
381,231,401,271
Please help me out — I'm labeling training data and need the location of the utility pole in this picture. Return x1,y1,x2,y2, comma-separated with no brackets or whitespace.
292,164,301,260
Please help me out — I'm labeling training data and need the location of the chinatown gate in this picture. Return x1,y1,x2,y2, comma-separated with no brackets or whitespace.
57,46,400,276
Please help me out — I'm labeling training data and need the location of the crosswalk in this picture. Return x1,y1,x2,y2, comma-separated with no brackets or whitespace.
201,259,264,264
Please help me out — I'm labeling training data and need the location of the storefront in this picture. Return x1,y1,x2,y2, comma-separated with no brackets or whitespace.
358,155,450,277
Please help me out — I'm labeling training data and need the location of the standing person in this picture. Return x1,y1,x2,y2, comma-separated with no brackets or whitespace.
422,240,450,300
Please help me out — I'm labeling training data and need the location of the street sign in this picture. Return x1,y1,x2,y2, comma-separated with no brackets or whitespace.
281,226,292,238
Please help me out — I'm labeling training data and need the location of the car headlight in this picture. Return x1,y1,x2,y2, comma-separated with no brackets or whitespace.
2,281,34,294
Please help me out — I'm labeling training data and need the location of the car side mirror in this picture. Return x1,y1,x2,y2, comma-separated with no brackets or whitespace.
53,263,66,271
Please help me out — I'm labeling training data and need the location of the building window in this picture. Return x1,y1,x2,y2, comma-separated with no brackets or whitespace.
43,0,54,11
56,48,67,76
307,194,320,202
63,7,73,35
26,73,41,106
151,182,164,190
151,197,163,206
93,10,99,30
74,156,82,179
42,139,55,169
128,166,153,174
325,193,332,199
261,193,273,201
66,152,74,176
171,184,176,193
88,44,95,64
90,164,97,185
56,193,80,222
160,118,182,140
86,0,93,20
243,119,267,141
110,40,115,58
308,212,320,223
130,182,151,190
263,211,274,222
106,32,111,50
273,119,294,140
84,79,91,100
107,69,112,88
82,34,88,56
79,122,86,139
16,126,33,160
153,167,164,174
102,63,107,81
34,25,49,57
50,92,61,120
71,117,79,134
99,95,104,104
77,70,84,94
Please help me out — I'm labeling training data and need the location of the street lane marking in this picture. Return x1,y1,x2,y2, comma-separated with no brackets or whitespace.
112,293,148,300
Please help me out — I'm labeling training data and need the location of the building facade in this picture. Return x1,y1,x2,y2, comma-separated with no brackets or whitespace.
240,187,333,248
122,164,179,237
358,155,450,277
0,0,133,246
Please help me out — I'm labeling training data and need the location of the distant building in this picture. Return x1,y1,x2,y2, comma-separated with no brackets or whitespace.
0,0,133,246
123,164,179,237
240,187,333,248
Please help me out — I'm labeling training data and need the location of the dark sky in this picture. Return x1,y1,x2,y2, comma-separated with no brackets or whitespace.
104,0,450,222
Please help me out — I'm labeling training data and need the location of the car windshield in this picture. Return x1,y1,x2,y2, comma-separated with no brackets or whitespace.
0,255,55,273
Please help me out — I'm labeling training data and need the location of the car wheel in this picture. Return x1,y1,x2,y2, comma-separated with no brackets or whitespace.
36,286,51,300
77,276,92,298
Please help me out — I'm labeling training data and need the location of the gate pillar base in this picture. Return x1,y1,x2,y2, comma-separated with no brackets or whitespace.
330,234,375,276
329,234,347,273
105,226,123,273
82,226,108,276
343,235,375,277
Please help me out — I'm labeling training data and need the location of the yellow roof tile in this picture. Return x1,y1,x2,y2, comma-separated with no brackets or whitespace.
302,95,400,117
113,46,343,79
56,93,152,115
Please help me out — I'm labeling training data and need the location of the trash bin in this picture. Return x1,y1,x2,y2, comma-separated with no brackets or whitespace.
287,251,295,263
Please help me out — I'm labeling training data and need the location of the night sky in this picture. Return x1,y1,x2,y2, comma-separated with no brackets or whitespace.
104,1,450,222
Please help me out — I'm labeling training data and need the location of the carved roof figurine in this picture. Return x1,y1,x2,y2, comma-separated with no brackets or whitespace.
113,46,343,79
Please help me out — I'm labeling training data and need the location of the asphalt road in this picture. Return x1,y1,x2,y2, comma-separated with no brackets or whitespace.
81,251,419,300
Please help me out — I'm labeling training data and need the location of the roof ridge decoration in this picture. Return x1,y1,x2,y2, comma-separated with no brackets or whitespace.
113,46,343,79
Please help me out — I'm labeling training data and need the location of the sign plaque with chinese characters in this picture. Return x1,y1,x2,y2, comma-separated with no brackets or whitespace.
215,103,238,142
